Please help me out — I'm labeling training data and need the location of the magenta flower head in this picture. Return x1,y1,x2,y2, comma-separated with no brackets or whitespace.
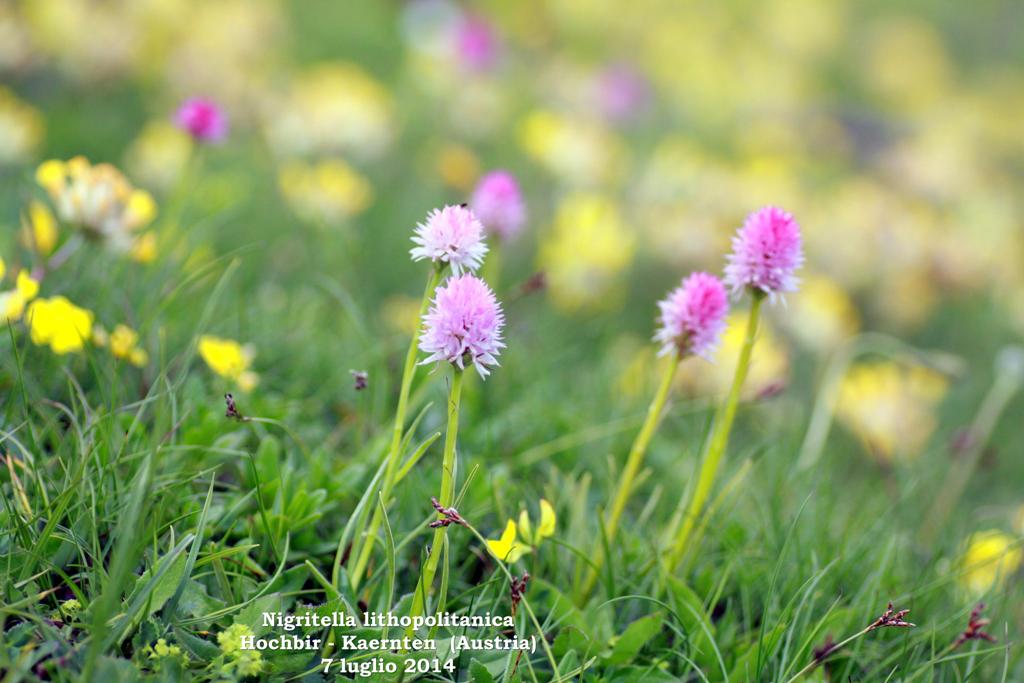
654,272,729,359
724,205,804,300
420,273,505,378
174,98,228,143
454,14,500,71
471,170,526,242
411,204,488,274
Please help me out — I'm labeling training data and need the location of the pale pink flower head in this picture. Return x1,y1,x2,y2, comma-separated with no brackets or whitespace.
470,170,526,242
724,205,804,300
411,204,488,274
420,273,505,378
174,98,228,143
654,272,729,359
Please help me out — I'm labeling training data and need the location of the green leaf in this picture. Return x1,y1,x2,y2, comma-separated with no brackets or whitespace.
605,612,665,666
470,658,496,683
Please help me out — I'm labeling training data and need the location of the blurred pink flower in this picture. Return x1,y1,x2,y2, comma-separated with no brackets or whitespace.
455,14,500,71
724,206,804,299
654,272,729,358
420,273,505,377
174,98,228,143
411,204,488,274
597,64,650,123
470,170,526,241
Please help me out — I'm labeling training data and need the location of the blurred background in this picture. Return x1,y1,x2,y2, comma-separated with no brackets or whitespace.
1,0,1022,569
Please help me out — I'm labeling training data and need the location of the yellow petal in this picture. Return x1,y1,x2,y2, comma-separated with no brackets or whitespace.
486,520,529,564
23,200,58,255
518,509,534,546
538,499,556,540
36,159,67,190
0,256,5,281
16,271,39,301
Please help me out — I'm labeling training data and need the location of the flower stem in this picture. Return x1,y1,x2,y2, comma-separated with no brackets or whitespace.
783,626,871,683
578,351,681,601
407,368,464,629
668,290,763,570
350,267,442,589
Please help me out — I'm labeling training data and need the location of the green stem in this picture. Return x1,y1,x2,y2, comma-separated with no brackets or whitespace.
578,352,680,601
783,625,872,683
350,267,442,590
407,368,464,629
668,291,763,570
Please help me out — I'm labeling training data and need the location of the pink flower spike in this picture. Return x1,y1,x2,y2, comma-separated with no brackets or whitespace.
471,170,526,242
420,274,505,378
654,272,729,359
455,14,500,71
411,205,488,274
724,205,804,300
174,98,228,143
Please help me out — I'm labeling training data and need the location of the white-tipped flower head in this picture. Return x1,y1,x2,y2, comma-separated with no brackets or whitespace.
410,204,488,274
420,273,505,378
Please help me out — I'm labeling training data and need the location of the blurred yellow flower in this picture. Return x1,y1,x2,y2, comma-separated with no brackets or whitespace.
538,193,634,312
0,86,43,164
519,110,624,187
518,499,556,547
25,296,94,354
487,519,530,563
434,142,480,191
278,158,372,224
381,295,421,337
21,200,59,255
784,275,860,351
36,157,157,250
836,362,948,463
959,530,1022,595
130,232,158,264
198,335,258,391
683,312,789,398
124,120,193,192
0,270,41,322
864,17,952,112
265,62,395,161
95,324,148,367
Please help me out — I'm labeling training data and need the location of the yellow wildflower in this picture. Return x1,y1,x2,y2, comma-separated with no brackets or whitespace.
25,296,94,354
0,269,40,323
434,142,479,191
0,256,4,280
146,638,187,665
519,110,624,187
0,86,43,164
130,232,158,264
518,499,556,547
959,530,1022,595
217,623,253,656
97,324,149,367
278,158,372,224
836,362,948,463
381,295,422,336
21,200,59,255
124,120,193,192
682,312,789,398
487,520,530,563
198,335,258,391
58,598,81,618
218,623,262,676
784,275,860,351
35,157,157,250
538,194,634,312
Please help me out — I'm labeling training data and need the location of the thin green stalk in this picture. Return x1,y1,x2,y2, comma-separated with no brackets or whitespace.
407,369,464,629
783,625,873,683
668,291,764,569
350,267,442,589
578,352,680,601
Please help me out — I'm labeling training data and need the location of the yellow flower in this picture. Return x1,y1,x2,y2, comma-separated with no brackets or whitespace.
35,157,157,251
381,295,422,337
98,324,149,367
518,499,556,547
959,530,1022,595
21,200,59,255
0,86,43,164
25,296,94,354
0,256,4,280
519,110,624,186
124,120,193,192
836,362,948,463
218,623,262,675
130,232,157,264
0,269,40,321
487,520,530,563
784,275,860,351
146,638,186,664
278,158,372,224
198,335,258,390
538,193,635,313
434,142,479,191
682,312,789,398
217,623,254,656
